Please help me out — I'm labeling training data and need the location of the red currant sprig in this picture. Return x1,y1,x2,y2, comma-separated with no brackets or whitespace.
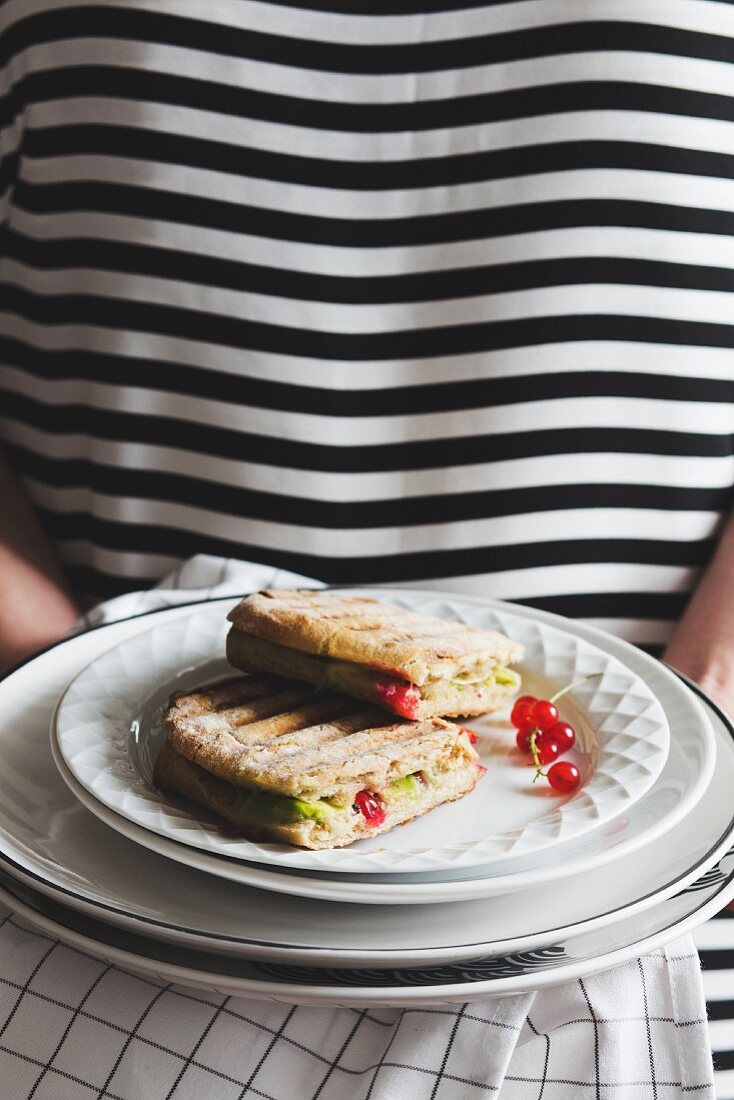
511,674,601,793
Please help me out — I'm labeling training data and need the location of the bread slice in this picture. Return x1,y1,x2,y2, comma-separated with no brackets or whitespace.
154,675,485,850
226,590,524,719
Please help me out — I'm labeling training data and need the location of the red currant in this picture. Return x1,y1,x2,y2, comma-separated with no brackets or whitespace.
547,761,581,793
510,695,537,728
545,720,576,752
515,727,534,753
375,680,421,720
353,790,386,826
534,734,561,765
513,672,601,793
531,699,559,729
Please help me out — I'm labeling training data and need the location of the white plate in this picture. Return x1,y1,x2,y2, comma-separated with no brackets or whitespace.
1,811,732,1006
50,650,712,903
54,592,670,874
0,596,724,968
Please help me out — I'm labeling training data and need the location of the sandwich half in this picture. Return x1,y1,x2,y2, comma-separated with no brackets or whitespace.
226,589,524,720
153,675,485,850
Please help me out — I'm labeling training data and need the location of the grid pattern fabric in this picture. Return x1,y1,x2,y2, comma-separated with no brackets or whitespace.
0,906,715,1100
0,553,719,1100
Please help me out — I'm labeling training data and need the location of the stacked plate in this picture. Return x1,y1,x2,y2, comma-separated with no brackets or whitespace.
1,588,732,1007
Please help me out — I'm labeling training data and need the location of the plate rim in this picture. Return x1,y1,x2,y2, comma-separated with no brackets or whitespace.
0,835,732,1004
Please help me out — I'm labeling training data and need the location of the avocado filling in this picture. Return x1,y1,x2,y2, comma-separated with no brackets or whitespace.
448,666,521,689
233,770,429,829
383,773,423,801
322,661,519,704
235,789,335,825
227,630,520,718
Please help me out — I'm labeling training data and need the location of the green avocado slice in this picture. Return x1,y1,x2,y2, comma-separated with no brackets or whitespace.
384,773,422,801
238,789,335,824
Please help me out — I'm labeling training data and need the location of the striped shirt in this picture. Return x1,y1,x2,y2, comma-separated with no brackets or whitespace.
1,0,733,1087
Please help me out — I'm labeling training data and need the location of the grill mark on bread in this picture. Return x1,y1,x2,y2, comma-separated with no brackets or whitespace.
162,678,472,802
168,685,323,730
167,696,360,769
227,589,523,687
242,709,386,761
169,674,289,717
206,691,342,732
242,718,451,786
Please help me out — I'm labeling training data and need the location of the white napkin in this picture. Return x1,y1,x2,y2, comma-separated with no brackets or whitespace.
0,554,714,1099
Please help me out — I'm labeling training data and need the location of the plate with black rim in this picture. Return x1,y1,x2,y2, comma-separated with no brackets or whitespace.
0,595,724,968
1,802,731,1005
49,647,713,905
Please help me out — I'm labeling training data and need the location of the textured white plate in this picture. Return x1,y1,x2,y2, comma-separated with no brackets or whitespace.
54,593,670,874
51,671,713,903
0,597,719,966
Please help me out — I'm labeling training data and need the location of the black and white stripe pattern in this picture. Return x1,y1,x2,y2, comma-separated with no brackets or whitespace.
1,0,734,649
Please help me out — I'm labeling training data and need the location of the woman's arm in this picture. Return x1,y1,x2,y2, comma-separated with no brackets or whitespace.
664,507,734,911
663,506,734,718
0,450,80,673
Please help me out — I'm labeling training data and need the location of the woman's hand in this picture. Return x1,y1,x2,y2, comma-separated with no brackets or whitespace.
663,506,734,909
0,450,80,674
663,507,734,721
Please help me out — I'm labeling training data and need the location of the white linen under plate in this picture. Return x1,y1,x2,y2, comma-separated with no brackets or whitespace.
0,555,716,1100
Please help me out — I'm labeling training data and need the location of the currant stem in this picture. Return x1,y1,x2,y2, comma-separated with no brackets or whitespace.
549,671,603,704
529,728,546,783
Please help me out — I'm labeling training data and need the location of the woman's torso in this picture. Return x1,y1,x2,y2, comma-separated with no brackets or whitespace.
1,1,733,651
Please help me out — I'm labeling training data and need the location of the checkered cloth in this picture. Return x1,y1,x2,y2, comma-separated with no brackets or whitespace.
0,556,716,1099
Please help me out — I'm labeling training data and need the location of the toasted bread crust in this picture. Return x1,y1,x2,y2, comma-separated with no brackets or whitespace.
227,590,523,686
162,676,474,802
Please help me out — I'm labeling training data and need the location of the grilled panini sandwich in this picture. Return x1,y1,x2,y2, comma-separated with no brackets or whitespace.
153,675,485,850
226,590,524,720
